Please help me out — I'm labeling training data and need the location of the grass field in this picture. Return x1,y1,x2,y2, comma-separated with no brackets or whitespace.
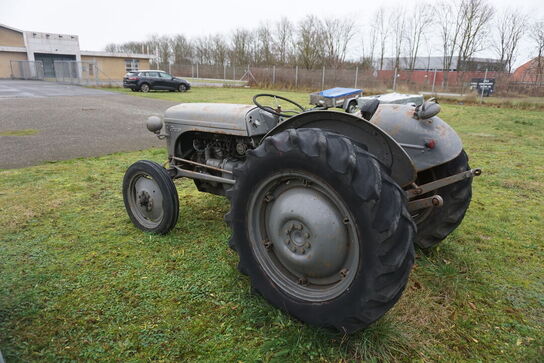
1,88,543,361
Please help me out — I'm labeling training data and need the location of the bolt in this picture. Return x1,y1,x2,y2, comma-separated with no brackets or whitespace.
264,193,274,202
414,188,423,195
343,217,350,224
432,197,440,206
290,245,297,252
304,241,311,249
299,247,305,255
298,277,308,285
295,223,303,230
340,268,348,279
304,232,310,239
263,239,272,249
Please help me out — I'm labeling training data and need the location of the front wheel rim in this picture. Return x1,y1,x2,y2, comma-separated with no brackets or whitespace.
127,172,164,228
247,171,359,302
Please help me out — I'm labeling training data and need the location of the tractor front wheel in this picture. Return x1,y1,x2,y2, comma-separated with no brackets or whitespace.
226,129,415,333
123,160,179,234
412,150,473,248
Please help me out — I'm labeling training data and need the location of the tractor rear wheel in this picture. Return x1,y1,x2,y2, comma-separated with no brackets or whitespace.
225,128,415,333
412,150,472,249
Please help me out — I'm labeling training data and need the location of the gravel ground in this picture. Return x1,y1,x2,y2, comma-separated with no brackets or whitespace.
0,80,177,169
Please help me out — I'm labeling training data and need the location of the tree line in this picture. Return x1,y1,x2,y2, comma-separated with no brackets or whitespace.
105,0,543,77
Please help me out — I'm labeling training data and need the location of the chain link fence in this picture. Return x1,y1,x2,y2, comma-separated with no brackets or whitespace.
154,62,544,96
10,60,45,80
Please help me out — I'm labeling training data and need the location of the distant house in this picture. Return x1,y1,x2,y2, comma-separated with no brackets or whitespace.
0,23,153,80
512,58,543,84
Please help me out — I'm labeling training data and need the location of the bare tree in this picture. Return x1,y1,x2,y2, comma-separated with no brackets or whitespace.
172,34,193,64
389,7,406,71
321,17,356,68
405,3,434,71
273,17,294,65
457,0,495,72
294,15,323,69
256,23,275,65
374,7,389,70
493,9,527,73
530,20,544,85
230,28,253,66
437,0,464,85
360,23,377,70
210,34,228,66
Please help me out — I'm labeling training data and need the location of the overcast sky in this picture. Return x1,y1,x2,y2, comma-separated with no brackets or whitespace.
1,0,543,65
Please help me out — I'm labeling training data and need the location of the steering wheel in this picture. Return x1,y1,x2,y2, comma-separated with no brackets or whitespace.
253,94,306,117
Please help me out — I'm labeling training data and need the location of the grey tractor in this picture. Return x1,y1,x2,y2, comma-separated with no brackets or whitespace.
122,93,480,333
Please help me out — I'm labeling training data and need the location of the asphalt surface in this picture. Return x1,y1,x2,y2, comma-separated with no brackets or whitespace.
0,80,178,169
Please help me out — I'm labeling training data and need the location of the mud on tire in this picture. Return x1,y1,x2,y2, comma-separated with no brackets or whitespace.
225,128,415,333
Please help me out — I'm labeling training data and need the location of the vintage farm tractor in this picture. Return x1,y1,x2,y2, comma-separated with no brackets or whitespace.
122,90,481,333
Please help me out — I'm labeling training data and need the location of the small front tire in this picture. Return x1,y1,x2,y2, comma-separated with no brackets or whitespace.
178,84,188,92
123,160,179,234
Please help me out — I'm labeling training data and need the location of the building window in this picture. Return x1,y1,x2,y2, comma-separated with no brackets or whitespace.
125,59,139,72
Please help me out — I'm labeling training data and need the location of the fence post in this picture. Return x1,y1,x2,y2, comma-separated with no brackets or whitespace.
480,68,488,104
233,66,236,80
191,64,194,78
432,68,437,94
196,63,199,79
321,66,325,89
354,66,358,88
272,65,276,85
224,63,226,80
392,67,398,91
295,65,298,89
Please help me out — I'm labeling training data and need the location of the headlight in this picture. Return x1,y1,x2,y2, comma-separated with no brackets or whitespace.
146,115,163,134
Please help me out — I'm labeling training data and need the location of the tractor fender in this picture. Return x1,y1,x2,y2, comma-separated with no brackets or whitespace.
368,104,463,172
263,110,416,187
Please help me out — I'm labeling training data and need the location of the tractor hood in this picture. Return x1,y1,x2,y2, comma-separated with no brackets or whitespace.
164,103,255,135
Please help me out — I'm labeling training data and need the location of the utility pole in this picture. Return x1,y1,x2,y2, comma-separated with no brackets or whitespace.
321,66,325,89
480,68,488,104
354,66,359,88
272,65,276,85
432,68,437,94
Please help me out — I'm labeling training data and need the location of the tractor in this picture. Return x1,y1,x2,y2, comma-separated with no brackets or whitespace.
122,92,480,333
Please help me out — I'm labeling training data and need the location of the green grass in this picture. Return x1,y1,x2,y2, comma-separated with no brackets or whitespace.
1,88,543,361
102,86,312,106
0,129,39,136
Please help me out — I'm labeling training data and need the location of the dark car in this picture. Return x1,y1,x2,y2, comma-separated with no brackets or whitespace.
123,70,191,92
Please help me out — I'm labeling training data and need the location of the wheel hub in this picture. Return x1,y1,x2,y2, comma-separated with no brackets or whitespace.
132,175,163,224
284,222,311,254
266,185,350,280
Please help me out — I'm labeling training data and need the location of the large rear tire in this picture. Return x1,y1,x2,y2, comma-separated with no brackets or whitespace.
226,129,415,333
413,150,472,248
123,160,179,234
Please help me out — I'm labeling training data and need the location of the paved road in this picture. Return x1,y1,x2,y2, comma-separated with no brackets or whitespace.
0,80,178,169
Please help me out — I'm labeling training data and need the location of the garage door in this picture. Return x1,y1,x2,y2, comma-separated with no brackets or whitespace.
34,53,76,78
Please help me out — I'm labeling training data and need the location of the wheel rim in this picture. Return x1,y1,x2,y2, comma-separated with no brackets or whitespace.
141,84,149,92
127,172,164,228
179,84,186,91
248,171,359,302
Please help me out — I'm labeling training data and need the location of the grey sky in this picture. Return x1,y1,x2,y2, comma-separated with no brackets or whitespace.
1,0,543,66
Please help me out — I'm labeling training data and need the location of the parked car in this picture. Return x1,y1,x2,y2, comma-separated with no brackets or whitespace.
123,70,191,92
